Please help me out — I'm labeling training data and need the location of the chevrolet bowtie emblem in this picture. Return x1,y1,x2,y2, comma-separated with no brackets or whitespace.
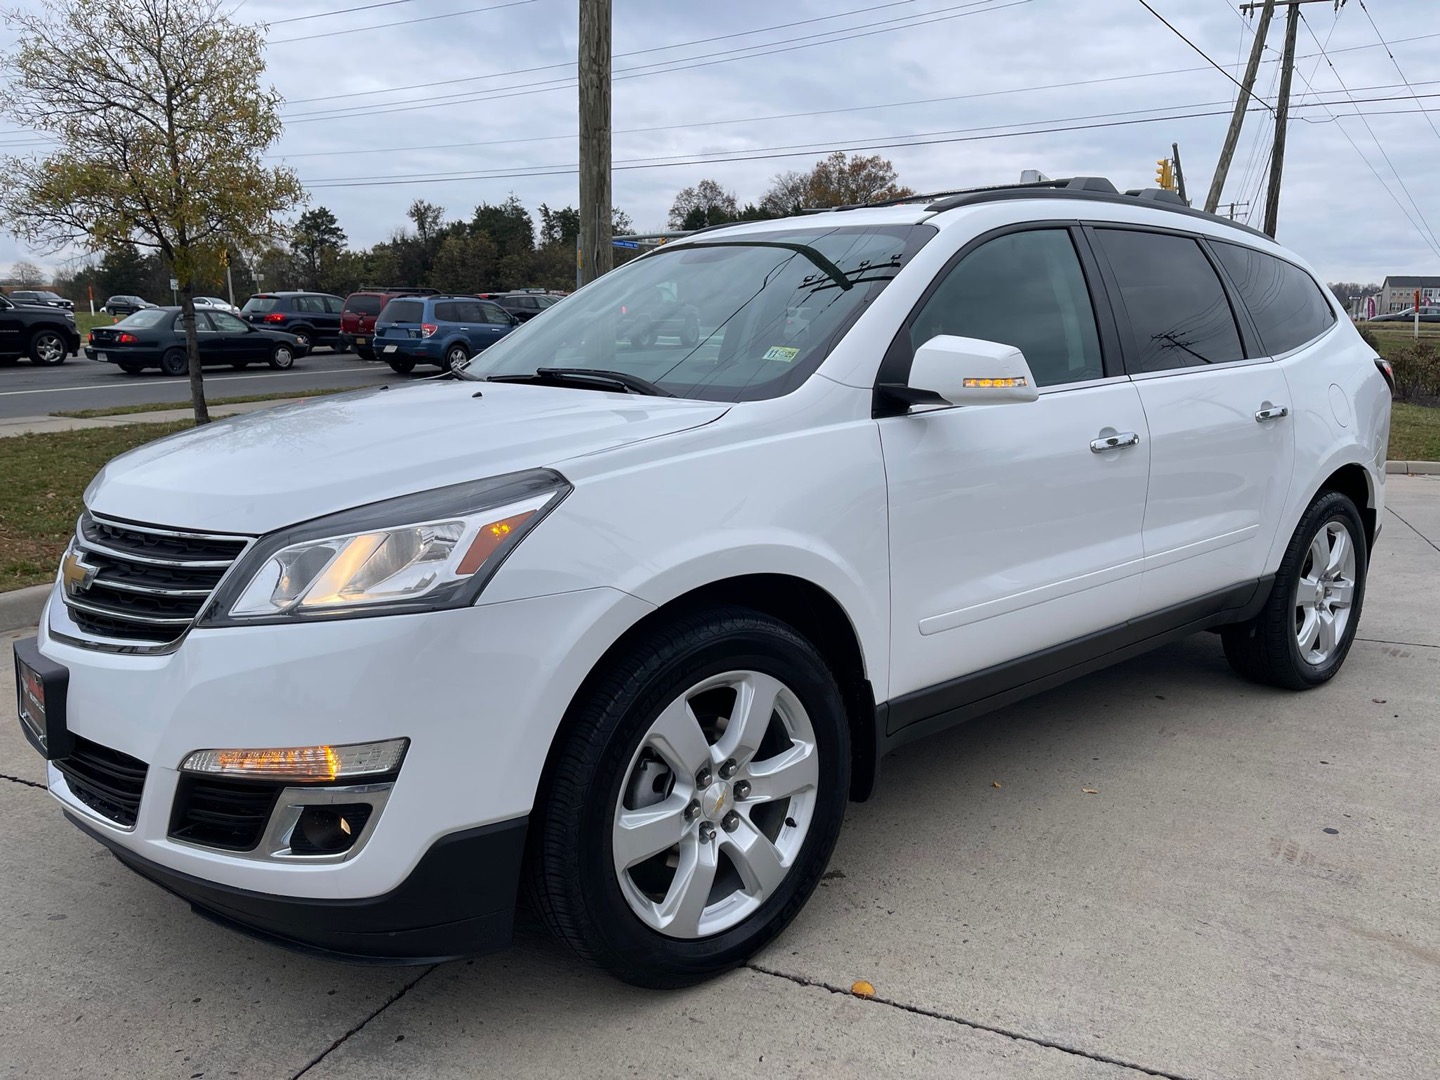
61,549,98,595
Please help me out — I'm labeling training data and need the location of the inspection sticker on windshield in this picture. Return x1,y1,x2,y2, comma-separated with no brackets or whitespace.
763,346,800,362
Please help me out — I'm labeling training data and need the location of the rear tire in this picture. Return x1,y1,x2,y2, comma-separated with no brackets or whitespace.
118,364,143,375
357,347,375,362
527,607,850,988
28,330,68,365
159,348,188,376
290,328,312,352
387,358,415,374
1221,490,1367,690
680,315,700,347
445,343,469,372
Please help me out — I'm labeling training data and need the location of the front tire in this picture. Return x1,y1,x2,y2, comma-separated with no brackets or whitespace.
1222,490,1367,690
159,348,188,376
28,330,68,365
268,344,295,370
528,608,850,988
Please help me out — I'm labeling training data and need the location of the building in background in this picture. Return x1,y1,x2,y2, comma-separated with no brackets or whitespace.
1380,275,1440,313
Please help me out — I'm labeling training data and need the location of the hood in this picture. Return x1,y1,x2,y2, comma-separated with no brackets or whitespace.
87,381,728,534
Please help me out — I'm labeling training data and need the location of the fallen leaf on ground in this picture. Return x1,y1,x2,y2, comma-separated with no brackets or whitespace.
992,781,1002,788
851,980,876,999
1372,699,1386,704
1082,787,1100,794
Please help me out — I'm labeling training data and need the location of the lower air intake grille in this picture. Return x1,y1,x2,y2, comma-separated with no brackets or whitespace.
54,737,148,827
169,776,283,852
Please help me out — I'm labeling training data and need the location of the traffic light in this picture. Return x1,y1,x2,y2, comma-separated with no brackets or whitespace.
1155,158,1176,191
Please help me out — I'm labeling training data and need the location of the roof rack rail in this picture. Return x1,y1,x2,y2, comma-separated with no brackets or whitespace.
357,285,440,294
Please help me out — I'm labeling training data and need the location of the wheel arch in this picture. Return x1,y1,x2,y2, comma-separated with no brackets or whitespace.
1318,462,1376,551
536,574,881,813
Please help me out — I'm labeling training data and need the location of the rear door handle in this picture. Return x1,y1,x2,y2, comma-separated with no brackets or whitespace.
1254,405,1289,422
1091,431,1140,453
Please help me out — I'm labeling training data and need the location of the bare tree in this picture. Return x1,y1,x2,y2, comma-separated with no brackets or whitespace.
6,258,46,286
0,0,303,423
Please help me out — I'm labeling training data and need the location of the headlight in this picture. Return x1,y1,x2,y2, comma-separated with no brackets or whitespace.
201,469,569,625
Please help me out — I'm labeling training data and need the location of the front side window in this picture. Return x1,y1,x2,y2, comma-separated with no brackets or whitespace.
462,223,935,401
908,229,1104,388
480,302,510,325
324,296,345,314
210,311,248,332
1211,242,1335,356
1093,229,1244,373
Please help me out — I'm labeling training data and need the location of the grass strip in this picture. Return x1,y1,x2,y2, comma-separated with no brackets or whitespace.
53,386,351,419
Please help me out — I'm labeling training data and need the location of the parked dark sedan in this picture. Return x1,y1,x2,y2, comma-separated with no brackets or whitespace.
84,307,306,374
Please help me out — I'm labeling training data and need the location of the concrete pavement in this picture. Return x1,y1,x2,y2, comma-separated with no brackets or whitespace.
1,476,1437,1079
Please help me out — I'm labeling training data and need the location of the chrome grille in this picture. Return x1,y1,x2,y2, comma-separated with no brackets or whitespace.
64,513,251,646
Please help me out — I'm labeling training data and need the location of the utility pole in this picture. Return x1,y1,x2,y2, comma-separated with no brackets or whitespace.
1230,0,1345,232
1262,1,1301,238
1205,0,1274,214
1171,142,1189,205
578,0,612,287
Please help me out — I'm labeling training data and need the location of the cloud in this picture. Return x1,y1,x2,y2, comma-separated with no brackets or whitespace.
2,0,1437,284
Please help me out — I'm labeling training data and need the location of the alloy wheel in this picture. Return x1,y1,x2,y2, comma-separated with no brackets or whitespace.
1295,520,1357,666
612,670,818,939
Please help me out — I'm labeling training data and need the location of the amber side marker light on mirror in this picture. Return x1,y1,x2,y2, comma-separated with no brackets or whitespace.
963,377,1028,389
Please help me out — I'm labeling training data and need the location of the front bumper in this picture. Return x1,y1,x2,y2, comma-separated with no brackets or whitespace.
28,585,651,955
73,811,527,963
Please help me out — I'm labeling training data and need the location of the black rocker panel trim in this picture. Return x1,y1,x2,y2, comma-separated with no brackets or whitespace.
880,577,1273,750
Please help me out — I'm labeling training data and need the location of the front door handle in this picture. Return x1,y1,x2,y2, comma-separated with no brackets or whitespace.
1091,431,1140,453
1254,405,1289,422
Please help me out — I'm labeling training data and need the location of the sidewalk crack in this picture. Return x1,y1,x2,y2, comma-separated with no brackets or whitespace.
747,962,1197,1080
291,965,435,1078
1386,506,1440,555
0,772,46,790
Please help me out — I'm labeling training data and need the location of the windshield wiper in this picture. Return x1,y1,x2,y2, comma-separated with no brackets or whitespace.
487,367,674,397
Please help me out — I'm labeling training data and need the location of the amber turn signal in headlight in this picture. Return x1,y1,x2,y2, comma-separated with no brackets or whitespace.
179,738,408,781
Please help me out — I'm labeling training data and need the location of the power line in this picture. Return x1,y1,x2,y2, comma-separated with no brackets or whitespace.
279,0,1034,122
282,0,920,105
1134,0,1275,112
299,93,1440,190
1298,9,1440,255
1355,0,1440,144
268,0,420,26
269,0,535,45
270,81,1434,165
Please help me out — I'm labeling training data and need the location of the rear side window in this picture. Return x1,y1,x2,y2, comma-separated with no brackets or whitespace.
1211,243,1335,355
433,301,462,322
294,296,324,314
345,295,384,316
1093,230,1244,373
909,229,1104,388
378,299,424,323
242,296,280,313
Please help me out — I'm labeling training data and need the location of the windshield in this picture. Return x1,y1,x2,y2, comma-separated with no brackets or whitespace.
459,223,934,401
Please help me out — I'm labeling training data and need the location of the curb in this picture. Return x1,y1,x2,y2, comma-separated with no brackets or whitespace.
0,584,50,635
1385,461,1440,475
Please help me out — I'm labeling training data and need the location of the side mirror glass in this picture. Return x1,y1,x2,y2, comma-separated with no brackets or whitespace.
888,335,1040,408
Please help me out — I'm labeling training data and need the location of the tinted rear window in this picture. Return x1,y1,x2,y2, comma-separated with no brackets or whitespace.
433,301,463,322
117,310,169,328
1093,229,1245,373
1212,243,1335,356
345,295,384,316
378,299,424,323
242,296,281,313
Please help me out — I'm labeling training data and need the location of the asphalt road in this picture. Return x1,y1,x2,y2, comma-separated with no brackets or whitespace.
1,476,1438,1079
0,350,400,419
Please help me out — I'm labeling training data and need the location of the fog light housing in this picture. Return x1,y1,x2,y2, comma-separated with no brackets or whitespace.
290,804,374,855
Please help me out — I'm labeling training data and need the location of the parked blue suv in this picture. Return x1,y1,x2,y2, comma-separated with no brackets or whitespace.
372,295,518,373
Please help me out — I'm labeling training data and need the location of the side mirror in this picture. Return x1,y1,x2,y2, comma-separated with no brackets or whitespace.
885,335,1040,408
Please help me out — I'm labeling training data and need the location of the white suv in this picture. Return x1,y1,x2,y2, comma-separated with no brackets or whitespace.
14,177,1392,987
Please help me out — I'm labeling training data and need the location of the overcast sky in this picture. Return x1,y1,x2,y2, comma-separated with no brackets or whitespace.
2,0,1438,285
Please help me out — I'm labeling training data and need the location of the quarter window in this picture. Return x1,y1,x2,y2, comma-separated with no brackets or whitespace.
1211,242,1335,355
1093,229,1244,373
909,229,1104,388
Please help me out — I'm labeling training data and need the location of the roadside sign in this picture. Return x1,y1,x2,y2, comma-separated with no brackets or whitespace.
612,240,640,249
169,277,179,290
